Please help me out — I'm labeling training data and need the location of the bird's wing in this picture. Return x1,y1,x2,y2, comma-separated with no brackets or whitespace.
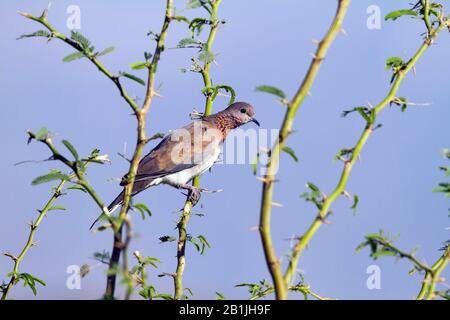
134,121,223,183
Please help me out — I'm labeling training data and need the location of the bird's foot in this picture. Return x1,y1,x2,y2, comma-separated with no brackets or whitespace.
178,184,223,207
187,187,202,206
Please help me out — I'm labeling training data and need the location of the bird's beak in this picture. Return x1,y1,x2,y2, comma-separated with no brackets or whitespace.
251,118,260,127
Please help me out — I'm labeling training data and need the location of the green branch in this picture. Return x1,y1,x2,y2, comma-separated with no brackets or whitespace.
106,0,174,299
249,284,333,301
174,0,222,300
258,0,351,300
284,11,448,288
1,178,69,300
18,10,139,113
419,244,450,300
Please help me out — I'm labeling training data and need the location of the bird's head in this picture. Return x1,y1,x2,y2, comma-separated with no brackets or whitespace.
223,101,260,128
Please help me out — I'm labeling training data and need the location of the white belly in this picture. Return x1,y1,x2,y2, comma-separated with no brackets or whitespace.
153,147,221,187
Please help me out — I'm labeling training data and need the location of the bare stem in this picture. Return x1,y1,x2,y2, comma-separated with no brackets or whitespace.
17,10,139,113
106,0,174,299
174,0,222,300
283,19,448,288
1,177,70,300
417,244,450,300
259,0,350,300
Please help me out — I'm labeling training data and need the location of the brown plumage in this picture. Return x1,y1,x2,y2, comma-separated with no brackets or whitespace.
90,102,258,229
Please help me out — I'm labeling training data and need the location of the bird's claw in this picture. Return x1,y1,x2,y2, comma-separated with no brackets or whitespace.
187,187,202,206
180,186,223,207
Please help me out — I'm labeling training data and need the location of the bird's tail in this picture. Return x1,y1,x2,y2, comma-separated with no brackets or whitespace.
89,190,124,231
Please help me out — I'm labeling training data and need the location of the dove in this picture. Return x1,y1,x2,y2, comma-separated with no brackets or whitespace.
90,101,259,229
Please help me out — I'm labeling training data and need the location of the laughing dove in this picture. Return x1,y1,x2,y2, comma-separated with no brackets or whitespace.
90,102,258,229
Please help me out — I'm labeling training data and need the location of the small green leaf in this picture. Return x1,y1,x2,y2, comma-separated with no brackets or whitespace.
215,85,236,105
198,50,215,64
133,203,152,220
351,195,359,214
385,56,405,71
282,146,299,162
159,236,176,243
144,52,153,61
32,172,70,186
186,0,203,9
97,46,115,57
306,182,319,193
155,293,174,300
433,183,450,195
13,273,46,296
216,292,226,300
252,153,260,176
63,51,86,62
62,139,79,160
48,205,66,211
197,235,211,255
371,250,397,258
66,185,87,193
130,61,148,70
34,127,49,141
185,287,194,297
177,38,199,48
119,72,146,86
385,9,418,21
255,85,286,99
142,256,160,269
148,132,164,141
70,31,91,49
356,107,370,122
17,30,51,40
190,237,201,252
80,264,90,278
173,16,190,24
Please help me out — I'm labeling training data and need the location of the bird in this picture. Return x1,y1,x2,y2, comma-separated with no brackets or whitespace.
90,101,259,229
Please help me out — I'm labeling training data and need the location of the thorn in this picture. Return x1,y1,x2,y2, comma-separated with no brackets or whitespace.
271,201,284,208
342,190,352,200
4,252,18,261
307,91,312,97
17,11,31,18
249,226,259,232
259,147,270,154
117,152,132,163
309,53,318,59
152,90,163,98
413,66,417,76
367,101,374,109
311,39,320,45
256,176,267,183
340,27,348,36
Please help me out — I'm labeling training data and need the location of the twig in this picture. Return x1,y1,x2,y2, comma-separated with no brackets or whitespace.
249,284,333,301
105,0,174,299
1,177,69,300
259,0,351,300
17,10,139,113
417,244,450,300
284,12,448,289
174,0,222,300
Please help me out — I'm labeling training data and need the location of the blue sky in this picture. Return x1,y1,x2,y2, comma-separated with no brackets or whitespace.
1,0,449,299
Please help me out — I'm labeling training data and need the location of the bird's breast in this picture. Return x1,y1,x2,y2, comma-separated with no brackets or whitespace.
161,144,222,186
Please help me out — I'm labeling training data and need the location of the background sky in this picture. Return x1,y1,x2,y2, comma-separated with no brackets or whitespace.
1,0,449,300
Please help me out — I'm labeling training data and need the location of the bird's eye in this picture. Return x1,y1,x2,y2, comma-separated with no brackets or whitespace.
240,108,246,114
